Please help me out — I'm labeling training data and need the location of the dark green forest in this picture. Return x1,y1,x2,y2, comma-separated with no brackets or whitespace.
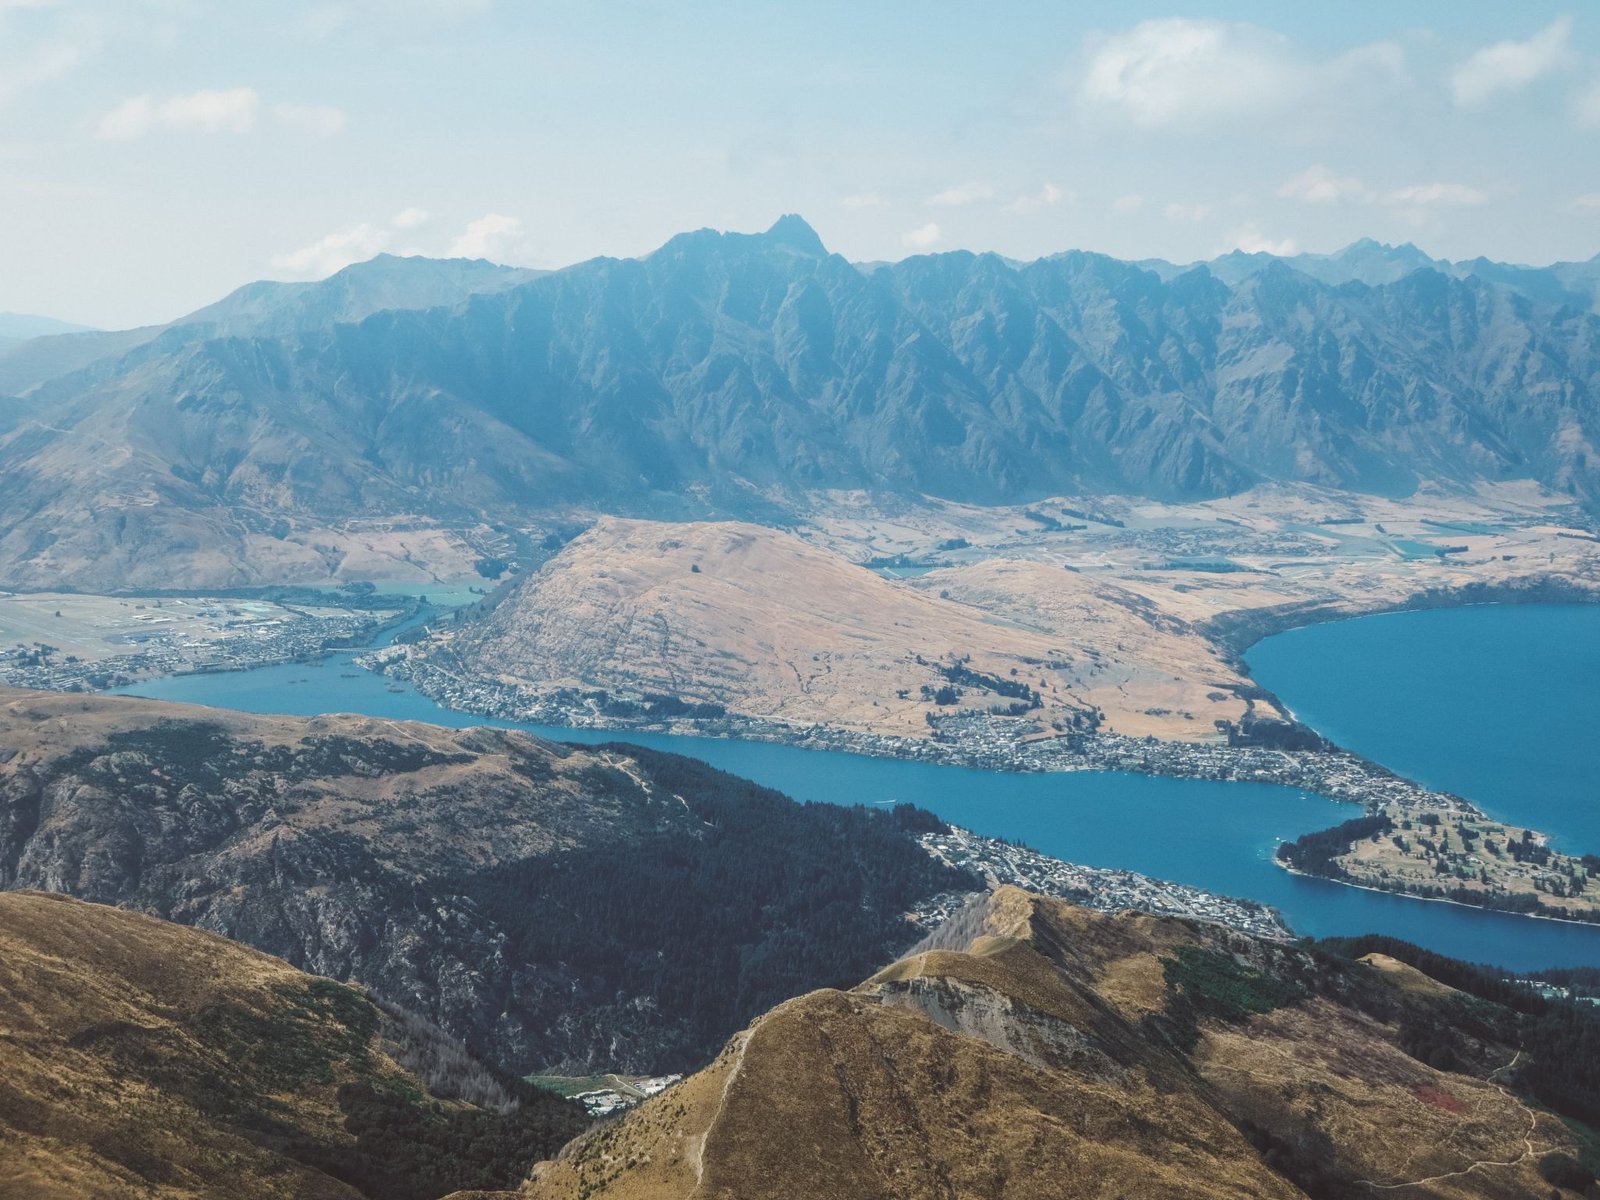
456,747,977,1070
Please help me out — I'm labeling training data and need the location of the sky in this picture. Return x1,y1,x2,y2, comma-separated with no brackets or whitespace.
3,1,1600,328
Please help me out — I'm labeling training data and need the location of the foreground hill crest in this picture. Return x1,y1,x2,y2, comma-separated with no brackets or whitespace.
519,888,1600,1200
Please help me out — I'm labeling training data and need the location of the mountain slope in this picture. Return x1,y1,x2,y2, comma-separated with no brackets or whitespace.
0,253,537,397
0,890,587,1200
0,686,974,1074
390,517,1114,737
3,219,1599,589
522,888,1597,1200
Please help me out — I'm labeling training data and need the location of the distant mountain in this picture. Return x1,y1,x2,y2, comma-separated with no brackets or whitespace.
1145,238,1600,309
525,887,1600,1199
0,890,587,1200
0,253,538,396
0,310,95,359
0,310,94,340
3,218,1599,589
1141,238,1450,288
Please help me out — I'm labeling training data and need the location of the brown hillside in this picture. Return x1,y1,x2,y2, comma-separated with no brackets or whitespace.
520,889,1584,1200
0,891,585,1200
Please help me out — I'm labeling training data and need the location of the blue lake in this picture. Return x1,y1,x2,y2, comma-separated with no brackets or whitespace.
1248,604,1600,855
116,609,1600,971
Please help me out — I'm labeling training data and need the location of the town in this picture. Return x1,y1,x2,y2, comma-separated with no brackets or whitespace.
912,824,1293,940
0,591,406,693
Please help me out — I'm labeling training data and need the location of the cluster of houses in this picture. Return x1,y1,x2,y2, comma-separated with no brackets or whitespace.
914,824,1293,940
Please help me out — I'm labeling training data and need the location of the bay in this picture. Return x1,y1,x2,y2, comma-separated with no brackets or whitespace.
1248,604,1600,855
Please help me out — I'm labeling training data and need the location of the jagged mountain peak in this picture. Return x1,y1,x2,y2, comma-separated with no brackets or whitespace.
763,212,828,255
4,218,1600,589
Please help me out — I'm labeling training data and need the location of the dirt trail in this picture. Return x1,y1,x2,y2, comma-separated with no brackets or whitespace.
688,1029,753,1194
1355,1048,1545,1193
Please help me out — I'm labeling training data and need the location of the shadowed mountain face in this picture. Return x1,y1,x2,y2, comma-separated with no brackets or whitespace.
0,688,971,1075
3,218,1599,588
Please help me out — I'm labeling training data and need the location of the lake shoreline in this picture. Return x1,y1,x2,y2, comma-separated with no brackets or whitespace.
359,581,1600,931
1275,860,1600,930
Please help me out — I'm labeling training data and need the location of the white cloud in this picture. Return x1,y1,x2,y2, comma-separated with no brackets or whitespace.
272,222,389,277
391,206,431,229
1271,167,1487,218
902,222,942,249
928,181,995,207
272,102,346,137
1080,19,1297,127
0,40,81,103
1163,201,1211,223
97,88,260,139
271,207,449,278
1112,193,1144,212
1571,193,1600,210
1005,183,1070,214
1452,17,1572,107
449,212,529,260
839,191,887,209
1276,164,1371,204
1219,225,1298,256
95,96,155,139
0,7,99,108
1076,18,1406,130
1384,182,1488,207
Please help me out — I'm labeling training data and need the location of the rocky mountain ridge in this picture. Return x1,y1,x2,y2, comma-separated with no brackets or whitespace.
0,889,588,1200
3,218,1598,589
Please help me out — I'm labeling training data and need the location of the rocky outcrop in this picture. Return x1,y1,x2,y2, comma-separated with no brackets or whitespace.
527,889,1597,1200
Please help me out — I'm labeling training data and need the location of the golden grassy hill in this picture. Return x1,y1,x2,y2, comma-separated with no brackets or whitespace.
519,889,1594,1200
911,556,1274,737
0,891,586,1200
418,516,1111,737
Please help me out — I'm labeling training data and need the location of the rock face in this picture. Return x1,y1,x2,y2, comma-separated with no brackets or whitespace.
4,219,1600,588
0,889,587,1200
524,888,1593,1200
0,687,970,1074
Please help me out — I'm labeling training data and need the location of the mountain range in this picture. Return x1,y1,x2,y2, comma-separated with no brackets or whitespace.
2,218,1599,589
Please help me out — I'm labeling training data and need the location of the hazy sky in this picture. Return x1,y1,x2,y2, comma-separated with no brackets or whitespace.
4,1,1600,328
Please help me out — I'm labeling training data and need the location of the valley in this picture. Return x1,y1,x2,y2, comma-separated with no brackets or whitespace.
0,587,413,692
